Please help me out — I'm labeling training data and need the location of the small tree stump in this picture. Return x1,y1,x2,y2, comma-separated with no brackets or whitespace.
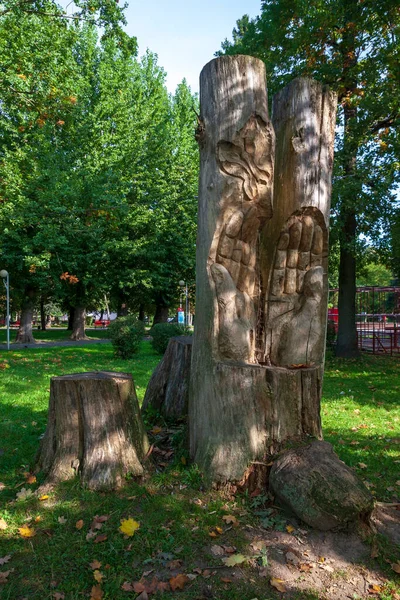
142,337,192,420
36,371,149,490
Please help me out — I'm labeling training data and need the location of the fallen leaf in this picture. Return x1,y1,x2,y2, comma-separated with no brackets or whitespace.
209,531,217,538
39,494,49,501
18,525,35,538
286,524,295,534
391,561,400,574
0,570,12,584
0,556,11,566
16,488,33,501
167,559,182,569
93,570,104,583
93,534,107,544
358,463,368,469
223,545,236,554
370,541,379,559
25,474,36,484
57,517,67,525
157,581,170,591
368,584,382,594
169,574,189,591
86,531,96,541
136,592,149,600
299,563,313,573
119,518,140,537
215,526,223,534
211,545,225,556
223,554,247,566
89,560,102,570
150,426,162,435
53,593,65,600
75,519,84,530
121,582,133,591
221,577,233,583
317,556,326,563
222,515,239,526
0,519,7,530
90,585,103,600
270,577,287,593
133,582,146,593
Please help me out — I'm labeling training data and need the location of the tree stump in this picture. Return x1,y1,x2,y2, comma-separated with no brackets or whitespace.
142,336,192,420
36,371,150,490
189,56,337,483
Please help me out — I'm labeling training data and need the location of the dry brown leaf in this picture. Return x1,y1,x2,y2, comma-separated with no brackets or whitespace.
211,545,225,556
157,581,170,591
167,559,183,569
121,582,133,592
93,534,107,544
169,574,189,591
0,519,7,530
86,531,96,541
270,577,287,592
89,560,102,570
358,462,368,469
75,519,84,530
391,561,400,574
53,593,65,600
25,474,36,484
299,563,313,573
90,585,103,600
220,577,233,583
0,570,12,584
223,545,236,554
222,515,239,526
133,581,146,593
368,584,382,595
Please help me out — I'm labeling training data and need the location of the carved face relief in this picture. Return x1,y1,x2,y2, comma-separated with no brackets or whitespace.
266,209,328,368
210,115,275,363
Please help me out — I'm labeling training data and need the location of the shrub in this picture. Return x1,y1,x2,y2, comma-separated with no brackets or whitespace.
150,323,191,354
108,316,145,358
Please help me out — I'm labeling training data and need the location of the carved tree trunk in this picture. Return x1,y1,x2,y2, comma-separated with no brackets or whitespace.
142,336,192,420
15,289,36,343
189,57,337,483
36,371,149,490
70,305,87,340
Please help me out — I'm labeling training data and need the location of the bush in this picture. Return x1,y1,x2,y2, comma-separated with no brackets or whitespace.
108,316,145,359
150,323,191,354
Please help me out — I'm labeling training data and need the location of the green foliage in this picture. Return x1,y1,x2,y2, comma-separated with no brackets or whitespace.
150,322,192,354
108,316,145,358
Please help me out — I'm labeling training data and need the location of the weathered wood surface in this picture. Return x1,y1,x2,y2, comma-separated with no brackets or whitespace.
190,55,337,483
269,441,374,530
142,336,192,420
36,371,149,490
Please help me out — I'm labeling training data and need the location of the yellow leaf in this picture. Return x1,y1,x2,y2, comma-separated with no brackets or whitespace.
93,570,104,582
39,494,49,501
119,518,140,537
150,426,162,434
223,554,247,567
215,526,223,534
0,519,7,530
181,456,187,465
18,525,36,538
76,519,84,530
286,525,295,534
270,577,287,592
16,74,27,80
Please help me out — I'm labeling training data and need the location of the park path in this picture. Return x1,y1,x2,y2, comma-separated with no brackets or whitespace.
0,338,111,351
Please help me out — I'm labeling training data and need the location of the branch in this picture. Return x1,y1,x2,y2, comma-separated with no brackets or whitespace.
369,113,399,133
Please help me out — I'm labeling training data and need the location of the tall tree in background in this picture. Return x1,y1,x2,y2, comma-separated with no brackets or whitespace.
220,0,400,356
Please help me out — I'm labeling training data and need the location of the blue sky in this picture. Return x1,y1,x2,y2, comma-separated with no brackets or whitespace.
63,0,262,93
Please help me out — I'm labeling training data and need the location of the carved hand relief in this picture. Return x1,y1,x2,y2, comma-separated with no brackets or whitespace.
210,115,274,363
266,209,328,368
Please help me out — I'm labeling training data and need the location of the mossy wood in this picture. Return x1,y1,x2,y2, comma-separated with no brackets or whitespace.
190,55,337,483
142,336,192,419
36,371,149,490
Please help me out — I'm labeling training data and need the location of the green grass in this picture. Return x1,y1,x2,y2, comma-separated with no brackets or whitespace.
0,345,399,599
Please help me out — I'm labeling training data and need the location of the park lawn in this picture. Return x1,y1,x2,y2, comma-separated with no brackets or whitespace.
0,343,399,600
0,327,110,344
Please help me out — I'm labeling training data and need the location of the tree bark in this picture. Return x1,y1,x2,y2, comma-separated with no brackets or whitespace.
36,371,150,490
189,56,337,483
138,303,145,322
142,336,192,420
40,297,46,330
70,305,87,340
15,288,36,343
153,302,169,324
67,306,75,331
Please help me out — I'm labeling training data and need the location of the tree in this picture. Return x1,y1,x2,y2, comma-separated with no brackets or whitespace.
220,0,400,357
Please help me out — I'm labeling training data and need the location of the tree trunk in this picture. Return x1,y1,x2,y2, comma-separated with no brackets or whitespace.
36,371,150,490
189,56,337,483
70,305,87,340
40,297,46,331
67,306,75,331
153,302,169,324
142,336,192,420
15,289,36,343
138,303,145,322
